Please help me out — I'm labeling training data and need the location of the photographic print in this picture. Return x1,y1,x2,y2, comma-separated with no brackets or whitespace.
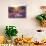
8,6,26,18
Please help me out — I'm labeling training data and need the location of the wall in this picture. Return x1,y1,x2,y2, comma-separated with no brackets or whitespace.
0,0,46,41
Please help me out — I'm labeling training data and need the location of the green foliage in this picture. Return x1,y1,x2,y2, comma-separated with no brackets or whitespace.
36,15,44,21
5,26,18,39
36,14,46,21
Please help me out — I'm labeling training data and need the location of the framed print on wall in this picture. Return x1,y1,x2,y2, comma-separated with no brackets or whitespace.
8,6,26,18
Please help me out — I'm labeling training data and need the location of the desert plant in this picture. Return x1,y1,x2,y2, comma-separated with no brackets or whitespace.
5,26,18,39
